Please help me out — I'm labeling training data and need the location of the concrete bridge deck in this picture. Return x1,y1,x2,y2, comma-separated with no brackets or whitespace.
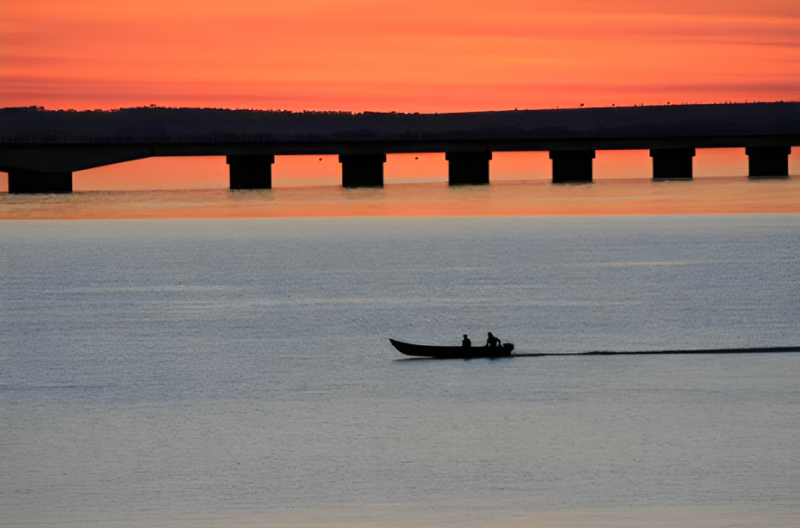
1,103,797,193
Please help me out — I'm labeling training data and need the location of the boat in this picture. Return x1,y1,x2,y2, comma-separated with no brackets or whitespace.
390,338,514,359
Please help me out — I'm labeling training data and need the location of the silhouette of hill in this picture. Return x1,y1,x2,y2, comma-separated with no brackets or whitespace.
1,103,798,144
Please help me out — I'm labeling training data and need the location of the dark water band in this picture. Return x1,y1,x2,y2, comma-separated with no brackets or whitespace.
513,346,799,357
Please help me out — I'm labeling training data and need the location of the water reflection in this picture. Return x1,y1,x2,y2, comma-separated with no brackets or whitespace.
1,177,798,220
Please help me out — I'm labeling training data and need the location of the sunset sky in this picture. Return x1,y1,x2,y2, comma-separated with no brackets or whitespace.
1,1,798,194
2,0,798,112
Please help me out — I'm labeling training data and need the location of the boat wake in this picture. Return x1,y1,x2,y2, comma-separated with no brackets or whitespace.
512,346,799,357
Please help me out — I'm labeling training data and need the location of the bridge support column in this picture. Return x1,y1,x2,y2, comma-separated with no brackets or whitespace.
746,146,790,177
8,169,72,193
227,155,274,189
650,148,695,180
446,151,491,185
550,150,595,183
340,154,385,188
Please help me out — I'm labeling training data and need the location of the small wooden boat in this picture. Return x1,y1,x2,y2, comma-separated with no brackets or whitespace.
390,338,514,359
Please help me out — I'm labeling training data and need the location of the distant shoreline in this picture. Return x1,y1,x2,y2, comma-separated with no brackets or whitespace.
3,102,798,144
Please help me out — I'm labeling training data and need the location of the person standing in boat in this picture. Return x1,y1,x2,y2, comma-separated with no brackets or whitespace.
486,332,501,348
462,334,472,347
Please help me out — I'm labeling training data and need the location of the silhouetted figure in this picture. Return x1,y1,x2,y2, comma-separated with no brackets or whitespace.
486,332,501,347
462,334,471,348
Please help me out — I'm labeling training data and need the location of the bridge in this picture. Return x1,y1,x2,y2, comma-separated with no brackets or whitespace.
1,103,797,193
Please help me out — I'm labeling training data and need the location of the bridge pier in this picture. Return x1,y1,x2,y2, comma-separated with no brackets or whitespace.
340,154,385,188
446,151,491,185
8,169,73,194
651,148,695,180
227,155,274,189
746,146,790,177
550,150,595,183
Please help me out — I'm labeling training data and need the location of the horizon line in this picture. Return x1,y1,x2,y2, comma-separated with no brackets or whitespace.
4,100,799,115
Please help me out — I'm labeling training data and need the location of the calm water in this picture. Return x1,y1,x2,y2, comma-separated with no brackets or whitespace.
1,215,799,527
2,177,800,220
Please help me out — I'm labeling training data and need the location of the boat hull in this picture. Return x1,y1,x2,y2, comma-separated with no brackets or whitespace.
390,339,514,359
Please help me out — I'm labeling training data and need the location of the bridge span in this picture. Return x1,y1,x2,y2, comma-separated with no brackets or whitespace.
1,103,797,193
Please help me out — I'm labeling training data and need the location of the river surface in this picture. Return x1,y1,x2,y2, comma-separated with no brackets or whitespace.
1,215,798,527
2,177,799,220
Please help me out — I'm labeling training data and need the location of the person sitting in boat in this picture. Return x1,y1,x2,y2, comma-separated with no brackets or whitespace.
486,332,501,347
462,334,472,347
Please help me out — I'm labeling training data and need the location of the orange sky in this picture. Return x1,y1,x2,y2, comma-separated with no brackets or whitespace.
1,0,798,112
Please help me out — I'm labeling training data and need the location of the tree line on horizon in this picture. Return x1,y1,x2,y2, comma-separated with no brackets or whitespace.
1,102,797,144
